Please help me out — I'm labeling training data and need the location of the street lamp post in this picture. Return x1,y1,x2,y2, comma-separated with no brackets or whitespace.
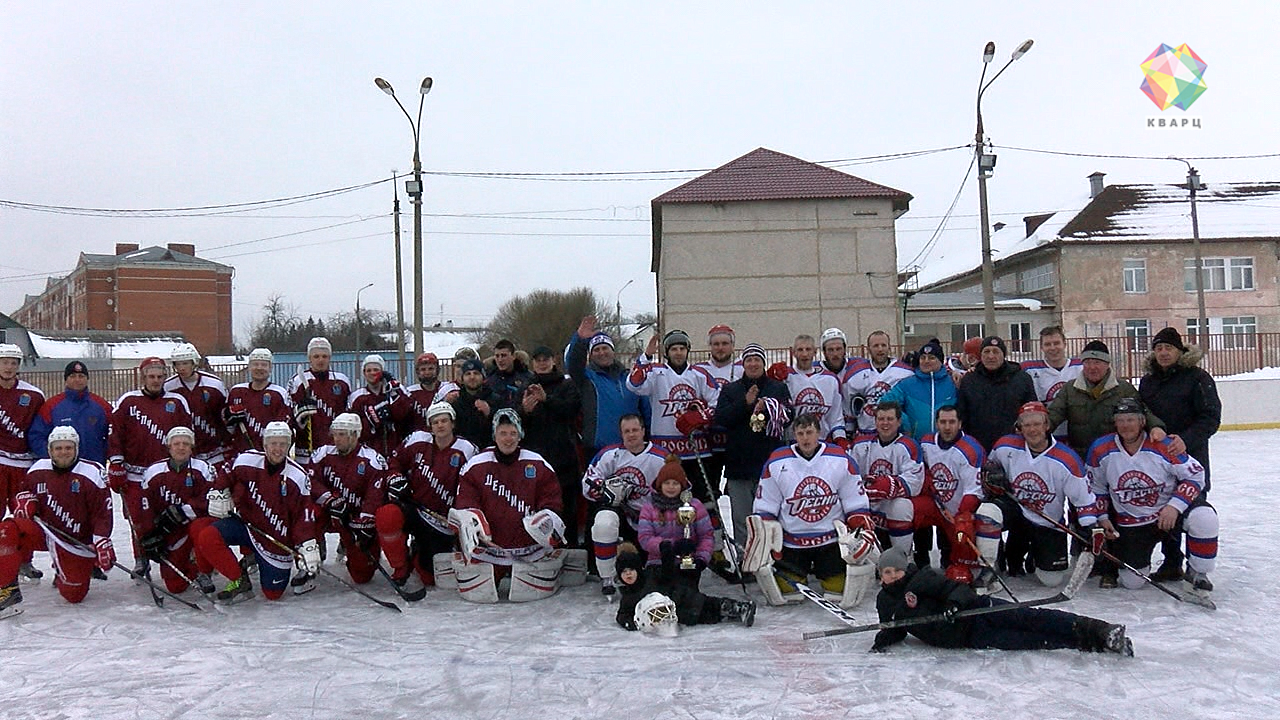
391,171,407,378
355,282,374,355
1171,158,1208,342
615,279,634,337
374,76,433,357
976,39,1033,335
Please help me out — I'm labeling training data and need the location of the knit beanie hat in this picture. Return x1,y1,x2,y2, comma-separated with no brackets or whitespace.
1080,340,1111,363
877,546,911,573
919,338,945,362
652,455,690,491
980,336,1008,357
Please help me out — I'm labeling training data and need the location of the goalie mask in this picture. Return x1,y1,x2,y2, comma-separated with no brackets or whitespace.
635,592,679,637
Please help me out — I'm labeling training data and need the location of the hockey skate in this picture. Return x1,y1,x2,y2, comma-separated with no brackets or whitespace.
0,581,22,620
290,571,316,595
970,568,998,595
217,575,254,604
92,567,109,581
1151,556,1184,582
194,573,216,595
1183,569,1214,597
719,597,756,627
18,562,43,583
393,571,427,602
601,578,617,600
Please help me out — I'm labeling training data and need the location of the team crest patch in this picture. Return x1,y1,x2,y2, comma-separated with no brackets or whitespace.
19,394,30,406
165,401,175,413
70,480,80,493
905,591,917,609
357,462,367,475
202,390,211,402
450,455,461,467
524,464,536,478
332,384,343,395
263,395,272,405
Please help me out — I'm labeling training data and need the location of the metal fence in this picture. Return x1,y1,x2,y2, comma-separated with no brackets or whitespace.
20,333,1277,400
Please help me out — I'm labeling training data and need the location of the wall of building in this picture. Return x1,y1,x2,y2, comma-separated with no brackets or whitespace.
657,197,900,347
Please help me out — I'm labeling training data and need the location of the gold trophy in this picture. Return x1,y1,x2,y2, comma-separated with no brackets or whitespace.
677,501,697,570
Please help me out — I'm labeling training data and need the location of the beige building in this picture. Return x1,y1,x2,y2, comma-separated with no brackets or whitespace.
650,148,912,348
906,174,1280,373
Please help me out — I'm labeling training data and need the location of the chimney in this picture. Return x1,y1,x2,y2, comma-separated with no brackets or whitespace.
167,243,196,257
993,222,1007,233
115,243,139,255
1088,172,1106,198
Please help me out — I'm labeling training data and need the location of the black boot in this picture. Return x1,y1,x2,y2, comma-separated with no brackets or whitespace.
719,597,757,627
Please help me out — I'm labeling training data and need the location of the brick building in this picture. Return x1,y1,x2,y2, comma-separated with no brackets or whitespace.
12,243,234,354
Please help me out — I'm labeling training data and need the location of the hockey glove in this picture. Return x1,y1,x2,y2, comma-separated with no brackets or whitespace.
206,488,233,519
386,474,411,505
674,401,712,437
833,436,852,452
864,475,902,503
299,539,322,574
293,398,318,426
155,504,192,537
766,362,791,382
349,513,376,545
94,537,116,571
321,494,349,521
600,475,635,507
107,461,128,492
13,491,36,520
448,508,492,562
1091,526,1107,556
141,529,168,561
522,509,566,550
836,519,878,565
980,460,1010,497
222,407,248,428
952,512,976,548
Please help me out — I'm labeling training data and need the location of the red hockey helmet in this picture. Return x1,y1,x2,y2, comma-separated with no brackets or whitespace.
1018,401,1049,418
138,356,166,373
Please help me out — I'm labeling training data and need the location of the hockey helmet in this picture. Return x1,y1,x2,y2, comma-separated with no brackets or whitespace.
307,337,332,354
426,401,455,422
138,356,167,373
492,407,524,440
416,352,439,365
1018,401,1049,419
247,348,273,365
165,426,196,445
262,421,292,441
707,324,735,343
1113,397,1145,417
331,412,363,435
819,328,847,350
363,354,385,370
48,425,81,448
0,343,23,360
170,343,200,363
635,592,679,637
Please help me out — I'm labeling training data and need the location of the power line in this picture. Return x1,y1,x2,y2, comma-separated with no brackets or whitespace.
993,145,1280,162
901,153,977,271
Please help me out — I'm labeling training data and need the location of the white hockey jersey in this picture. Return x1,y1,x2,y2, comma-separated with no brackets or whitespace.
849,433,925,499
1022,358,1083,435
755,443,870,548
919,431,985,516
691,359,740,452
581,441,670,526
784,366,847,442
1086,432,1205,528
989,434,1096,529
626,360,717,459
843,359,914,435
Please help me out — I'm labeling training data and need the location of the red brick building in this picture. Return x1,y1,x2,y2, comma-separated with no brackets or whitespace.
13,243,234,354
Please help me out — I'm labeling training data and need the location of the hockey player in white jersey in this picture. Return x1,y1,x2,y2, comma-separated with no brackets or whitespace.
741,414,878,608
849,402,924,555
581,413,671,597
1086,398,1218,596
769,334,848,448
691,324,738,496
913,405,986,583
978,401,1098,587
1021,326,1083,437
843,331,914,437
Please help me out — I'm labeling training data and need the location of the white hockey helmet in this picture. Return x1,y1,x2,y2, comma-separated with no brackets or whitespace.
307,337,332,354
492,407,524,440
170,343,200,363
165,426,196,445
363,354,385,370
48,425,80,448
247,348,273,364
0,343,23,360
262,421,292,441
426,401,455,422
634,592,679,637
331,412,363,435
819,327,847,350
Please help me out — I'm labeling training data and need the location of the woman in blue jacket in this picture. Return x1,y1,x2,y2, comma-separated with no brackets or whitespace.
881,339,957,441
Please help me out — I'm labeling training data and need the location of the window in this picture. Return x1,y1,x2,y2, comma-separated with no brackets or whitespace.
1125,319,1151,351
1185,257,1254,291
1018,263,1054,293
1009,322,1032,353
1123,259,1147,293
1222,316,1257,349
950,323,984,347
1185,318,1207,344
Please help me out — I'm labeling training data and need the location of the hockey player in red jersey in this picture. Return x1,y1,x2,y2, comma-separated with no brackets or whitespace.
0,343,45,581
225,348,292,456
109,356,192,575
136,426,220,594
405,352,460,432
447,409,584,602
380,401,476,593
304,412,393,594
1,426,114,613
288,337,353,464
348,354,413,457
164,343,230,468
196,421,318,603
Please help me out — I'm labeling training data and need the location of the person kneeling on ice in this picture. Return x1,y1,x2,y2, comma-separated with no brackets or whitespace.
636,456,713,588
195,421,319,603
741,413,879,608
445,409,587,602
870,547,1133,656
136,426,220,595
2,426,114,615
615,542,754,633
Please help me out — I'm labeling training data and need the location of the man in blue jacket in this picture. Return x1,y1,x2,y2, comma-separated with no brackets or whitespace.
28,361,112,464
567,315,642,460
881,339,958,441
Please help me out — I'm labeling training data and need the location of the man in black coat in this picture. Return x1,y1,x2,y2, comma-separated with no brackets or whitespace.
450,359,497,448
1139,327,1222,580
956,336,1038,451
714,343,791,549
520,345,584,546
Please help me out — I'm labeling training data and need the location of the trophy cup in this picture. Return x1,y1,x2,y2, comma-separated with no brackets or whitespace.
677,502,697,570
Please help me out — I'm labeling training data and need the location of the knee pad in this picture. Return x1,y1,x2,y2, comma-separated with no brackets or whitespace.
1184,506,1220,565
452,557,498,603
975,502,1004,566
434,552,459,589
1120,567,1147,590
754,569,794,606
1035,568,1068,588
508,554,565,602
741,515,782,574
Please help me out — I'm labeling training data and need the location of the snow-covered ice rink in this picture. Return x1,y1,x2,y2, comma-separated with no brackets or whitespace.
3,430,1277,720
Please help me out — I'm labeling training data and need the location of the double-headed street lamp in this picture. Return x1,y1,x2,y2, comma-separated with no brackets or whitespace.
355,282,374,354
374,76,433,357
976,39,1033,335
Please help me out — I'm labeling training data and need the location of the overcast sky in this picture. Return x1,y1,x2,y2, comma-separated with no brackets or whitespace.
3,2,1276,344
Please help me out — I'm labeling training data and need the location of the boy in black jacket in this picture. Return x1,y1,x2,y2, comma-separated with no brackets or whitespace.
614,543,755,631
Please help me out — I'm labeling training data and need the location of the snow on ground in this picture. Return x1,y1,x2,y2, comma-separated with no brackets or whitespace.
4,431,1279,720
1219,366,1280,382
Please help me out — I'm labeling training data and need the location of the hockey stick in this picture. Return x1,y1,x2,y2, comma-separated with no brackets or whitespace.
124,516,164,608
1013,496,1215,611
773,559,862,627
238,516,402,613
348,530,419,601
928,495,1018,602
802,549,1093,640
34,518,203,612
690,429,750,598
154,554,224,612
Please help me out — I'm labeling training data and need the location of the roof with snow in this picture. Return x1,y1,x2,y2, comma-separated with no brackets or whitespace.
652,147,912,209
80,245,232,271
27,330,187,360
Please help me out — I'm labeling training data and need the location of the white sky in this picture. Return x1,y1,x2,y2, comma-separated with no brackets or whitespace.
3,2,1276,344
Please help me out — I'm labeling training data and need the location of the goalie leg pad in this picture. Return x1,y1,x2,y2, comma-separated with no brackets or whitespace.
741,515,783,574
433,552,459,589
591,510,621,583
559,548,588,587
452,557,498,603
841,562,877,608
508,554,566,602
754,569,791,606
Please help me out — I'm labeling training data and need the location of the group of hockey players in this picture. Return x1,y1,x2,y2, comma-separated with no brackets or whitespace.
0,319,1221,655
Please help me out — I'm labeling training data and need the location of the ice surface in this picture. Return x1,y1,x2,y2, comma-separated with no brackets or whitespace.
3,431,1278,719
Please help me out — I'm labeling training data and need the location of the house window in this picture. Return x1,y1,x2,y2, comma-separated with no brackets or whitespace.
1018,263,1054,293
1125,319,1151,351
1009,322,1032,353
1185,318,1206,344
950,323,984,348
1123,259,1147,293
1185,257,1254,291
1222,316,1257,349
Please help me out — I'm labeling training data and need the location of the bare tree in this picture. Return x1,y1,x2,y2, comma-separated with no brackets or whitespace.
476,287,609,354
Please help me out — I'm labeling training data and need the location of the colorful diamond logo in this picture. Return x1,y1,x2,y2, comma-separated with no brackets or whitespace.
1140,43,1207,111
